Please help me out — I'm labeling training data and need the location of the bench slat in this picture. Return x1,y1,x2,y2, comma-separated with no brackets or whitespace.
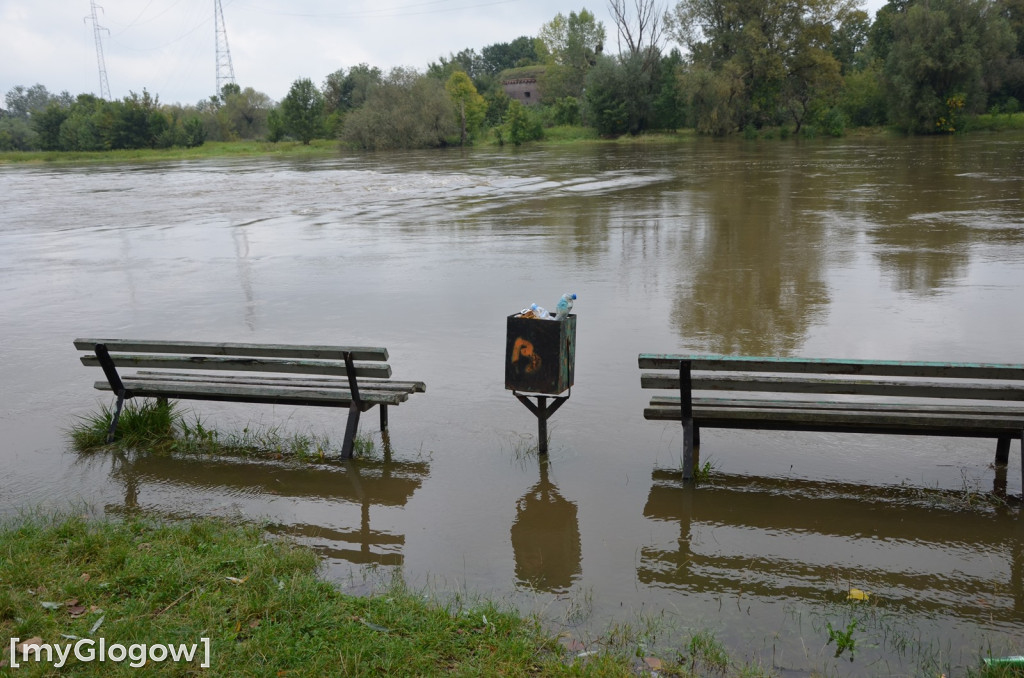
131,370,426,393
82,354,392,379
75,338,389,362
97,379,409,407
643,403,1024,436
649,395,1024,416
640,372,1024,401
638,353,1024,381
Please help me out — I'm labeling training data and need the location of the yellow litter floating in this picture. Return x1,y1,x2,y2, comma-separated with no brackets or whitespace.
847,588,870,601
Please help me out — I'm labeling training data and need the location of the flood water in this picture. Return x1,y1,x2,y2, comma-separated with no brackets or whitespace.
4,136,1024,675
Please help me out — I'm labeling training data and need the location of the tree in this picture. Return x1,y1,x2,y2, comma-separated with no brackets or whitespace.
445,71,486,144
666,0,856,132
340,68,458,150
5,84,55,119
323,64,382,114
32,103,69,150
281,78,325,144
537,9,607,99
882,0,1014,132
216,84,273,140
481,37,539,75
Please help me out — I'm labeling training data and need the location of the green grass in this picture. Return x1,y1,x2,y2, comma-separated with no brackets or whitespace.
0,139,342,165
0,514,579,676
0,513,804,676
68,399,375,460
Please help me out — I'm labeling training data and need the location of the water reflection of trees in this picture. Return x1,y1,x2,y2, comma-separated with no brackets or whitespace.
510,456,582,592
671,167,830,355
860,139,1024,296
104,451,429,567
640,469,1024,624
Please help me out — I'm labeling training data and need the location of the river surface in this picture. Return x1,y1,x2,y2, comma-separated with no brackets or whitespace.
3,136,1024,675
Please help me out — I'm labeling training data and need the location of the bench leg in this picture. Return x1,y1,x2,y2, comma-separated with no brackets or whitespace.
379,404,389,433
341,402,361,460
106,390,127,444
682,418,696,480
996,436,1011,466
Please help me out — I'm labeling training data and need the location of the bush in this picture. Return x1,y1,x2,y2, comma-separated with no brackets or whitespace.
501,100,543,145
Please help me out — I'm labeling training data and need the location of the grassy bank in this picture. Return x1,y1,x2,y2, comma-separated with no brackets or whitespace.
0,139,342,165
0,513,794,677
6,116,1016,166
0,514,576,676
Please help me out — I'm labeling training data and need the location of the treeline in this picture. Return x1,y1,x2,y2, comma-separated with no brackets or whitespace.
4,0,1024,152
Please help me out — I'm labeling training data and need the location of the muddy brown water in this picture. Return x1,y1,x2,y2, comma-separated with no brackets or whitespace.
3,136,1024,674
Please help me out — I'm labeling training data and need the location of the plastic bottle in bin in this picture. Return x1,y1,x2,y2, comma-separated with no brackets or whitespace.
554,293,577,321
530,303,550,319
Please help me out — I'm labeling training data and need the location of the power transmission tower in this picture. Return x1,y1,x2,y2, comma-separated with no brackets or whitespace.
214,0,236,96
85,0,111,100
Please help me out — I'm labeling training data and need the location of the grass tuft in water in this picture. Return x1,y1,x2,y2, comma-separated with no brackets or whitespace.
68,398,375,460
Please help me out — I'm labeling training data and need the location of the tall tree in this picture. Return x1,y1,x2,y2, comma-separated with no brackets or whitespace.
281,78,325,144
340,68,458,150
537,9,607,99
666,0,856,131
323,64,383,115
481,37,539,75
882,0,1014,132
445,71,486,145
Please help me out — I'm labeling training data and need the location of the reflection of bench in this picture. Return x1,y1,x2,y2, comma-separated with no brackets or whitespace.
641,469,1024,622
639,353,1024,481
75,339,425,458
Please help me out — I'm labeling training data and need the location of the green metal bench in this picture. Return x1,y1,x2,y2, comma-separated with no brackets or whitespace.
75,338,425,458
639,353,1024,483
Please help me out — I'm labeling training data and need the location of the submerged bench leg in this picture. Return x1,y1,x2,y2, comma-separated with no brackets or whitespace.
380,404,389,433
679,360,699,480
997,436,1012,466
682,419,696,480
341,402,361,460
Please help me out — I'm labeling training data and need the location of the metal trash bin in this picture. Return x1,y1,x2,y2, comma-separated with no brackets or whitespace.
505,313,576,395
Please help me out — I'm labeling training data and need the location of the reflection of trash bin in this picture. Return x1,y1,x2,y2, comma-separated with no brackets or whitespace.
505,314,576,395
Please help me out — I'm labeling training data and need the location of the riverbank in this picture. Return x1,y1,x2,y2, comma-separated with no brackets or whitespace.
0,120,970,166
0,513,765,677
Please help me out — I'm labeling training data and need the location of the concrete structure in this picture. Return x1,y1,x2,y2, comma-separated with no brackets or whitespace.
503,78,540,106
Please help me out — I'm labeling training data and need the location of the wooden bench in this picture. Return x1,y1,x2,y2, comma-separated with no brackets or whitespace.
75,338,425,458
639,353,1024,483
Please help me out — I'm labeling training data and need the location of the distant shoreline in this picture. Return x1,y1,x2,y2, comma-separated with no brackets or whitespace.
2,119,1021,165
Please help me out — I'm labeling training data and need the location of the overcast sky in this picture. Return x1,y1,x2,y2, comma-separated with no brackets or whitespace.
2,0,886,107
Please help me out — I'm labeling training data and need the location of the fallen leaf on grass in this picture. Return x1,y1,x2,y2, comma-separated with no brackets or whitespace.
68,606,87,618
226,576,249,585
644,656,663,670
16,638,43,652
80,573,91,583
137,543,151,551
40,601,62,610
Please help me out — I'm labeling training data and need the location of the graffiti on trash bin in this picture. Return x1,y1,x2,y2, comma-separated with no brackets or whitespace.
511,337,542,375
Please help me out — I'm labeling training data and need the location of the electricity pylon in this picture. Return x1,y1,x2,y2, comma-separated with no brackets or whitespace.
86,0,111,100
215,0,236,96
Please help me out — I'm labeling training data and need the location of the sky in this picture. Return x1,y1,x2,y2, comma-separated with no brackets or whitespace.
1,0,888,107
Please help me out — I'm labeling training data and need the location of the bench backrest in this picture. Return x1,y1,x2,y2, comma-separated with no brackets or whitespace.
75,338,393,379
639,353,1024,402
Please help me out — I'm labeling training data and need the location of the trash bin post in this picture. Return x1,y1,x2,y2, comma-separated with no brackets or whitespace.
506,313,576,454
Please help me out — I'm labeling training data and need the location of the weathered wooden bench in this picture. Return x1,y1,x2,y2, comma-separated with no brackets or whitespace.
75,338,425,458
639,353,1024,484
